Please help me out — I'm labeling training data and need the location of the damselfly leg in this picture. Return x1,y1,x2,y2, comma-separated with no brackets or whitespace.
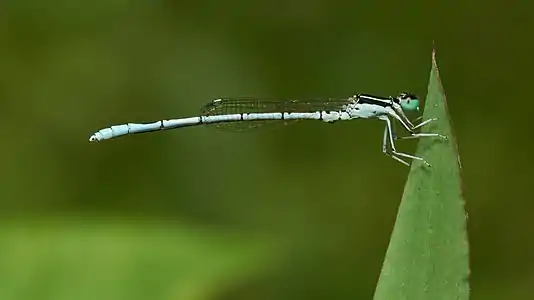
382,120,410,166
396,117,447,141
410,116,429,127
413,117,435,130
379,115,431,166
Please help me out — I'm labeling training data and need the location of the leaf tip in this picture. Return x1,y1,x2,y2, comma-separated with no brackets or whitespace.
432,43,438,71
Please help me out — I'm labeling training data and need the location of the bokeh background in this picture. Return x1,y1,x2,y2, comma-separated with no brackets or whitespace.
1,1,533,299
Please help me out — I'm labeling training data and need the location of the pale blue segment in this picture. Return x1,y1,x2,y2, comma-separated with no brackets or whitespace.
163,117,202,127
90,117,202,142
91,122,161,141
202,114,242,123
243,112,284,120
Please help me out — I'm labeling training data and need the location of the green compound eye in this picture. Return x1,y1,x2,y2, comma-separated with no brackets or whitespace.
401,98,419,111
398,93,420,112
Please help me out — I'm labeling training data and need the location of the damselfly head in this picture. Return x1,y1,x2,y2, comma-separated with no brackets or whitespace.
397,92,420,112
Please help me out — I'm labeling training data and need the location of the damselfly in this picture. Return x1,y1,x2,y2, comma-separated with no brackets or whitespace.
89,93,446,166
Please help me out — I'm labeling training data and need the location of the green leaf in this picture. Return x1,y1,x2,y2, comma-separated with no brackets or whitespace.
373,47,470,300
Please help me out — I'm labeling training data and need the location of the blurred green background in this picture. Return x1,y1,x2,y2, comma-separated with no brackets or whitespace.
1,0,533,299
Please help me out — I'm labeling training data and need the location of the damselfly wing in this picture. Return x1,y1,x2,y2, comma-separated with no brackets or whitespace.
200,97,355,131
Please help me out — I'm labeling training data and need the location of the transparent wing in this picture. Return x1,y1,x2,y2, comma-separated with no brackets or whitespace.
200,97,352,131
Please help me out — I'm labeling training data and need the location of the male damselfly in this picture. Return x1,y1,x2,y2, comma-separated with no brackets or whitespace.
89,93,445,166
